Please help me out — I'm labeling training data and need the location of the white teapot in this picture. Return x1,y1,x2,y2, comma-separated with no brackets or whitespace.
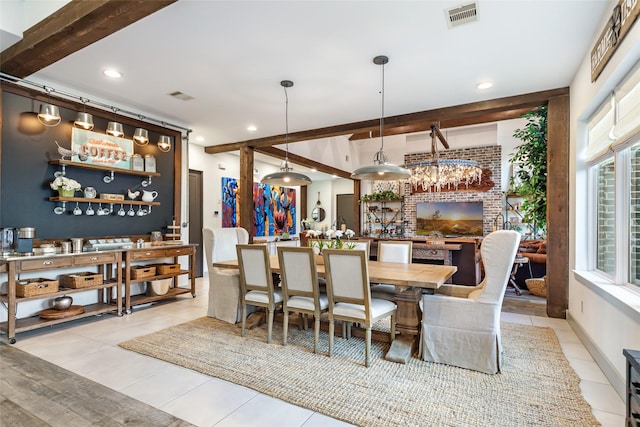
141,190,158,202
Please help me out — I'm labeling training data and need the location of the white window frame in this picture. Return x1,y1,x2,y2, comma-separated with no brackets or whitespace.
586,60,640,290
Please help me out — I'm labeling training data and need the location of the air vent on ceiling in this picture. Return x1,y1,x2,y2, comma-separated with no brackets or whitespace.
444,2,478,29
168,91,194,101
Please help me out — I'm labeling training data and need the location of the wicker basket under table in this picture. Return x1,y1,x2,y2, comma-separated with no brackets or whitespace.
525,277,547,297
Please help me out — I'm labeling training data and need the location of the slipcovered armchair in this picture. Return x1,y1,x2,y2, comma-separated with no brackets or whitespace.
420,230,521,374
203,227,249,324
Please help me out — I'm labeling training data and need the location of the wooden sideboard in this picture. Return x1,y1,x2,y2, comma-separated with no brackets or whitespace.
123,244,197,313
0,243,197,343
367,237,482,286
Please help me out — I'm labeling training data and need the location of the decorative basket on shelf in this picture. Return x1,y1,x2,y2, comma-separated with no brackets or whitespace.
525,276,547,297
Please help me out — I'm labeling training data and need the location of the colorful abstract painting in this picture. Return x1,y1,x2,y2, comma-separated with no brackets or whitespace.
221,177,239,228
221,177,296,237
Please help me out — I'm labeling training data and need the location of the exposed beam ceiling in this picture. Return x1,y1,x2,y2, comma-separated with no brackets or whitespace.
204,88,568,154
255,147,352,180
0,0,175,77
348,106,535,141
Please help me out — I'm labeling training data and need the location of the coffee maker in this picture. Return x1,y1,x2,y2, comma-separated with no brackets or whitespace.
1,227,15,256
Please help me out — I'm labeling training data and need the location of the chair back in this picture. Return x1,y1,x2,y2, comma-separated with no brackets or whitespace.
350,240,371,259
378,240,412,263
323,249,370,305
475,230,521,303
203,227,249,267
236,244,273,293
277,246,318,300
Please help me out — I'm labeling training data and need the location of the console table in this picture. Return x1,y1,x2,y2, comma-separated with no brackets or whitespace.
0,250,122,344
0,243,197,343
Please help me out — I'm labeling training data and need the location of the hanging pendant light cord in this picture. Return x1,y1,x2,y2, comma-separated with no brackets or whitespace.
380,61,384,152
284,84,289,164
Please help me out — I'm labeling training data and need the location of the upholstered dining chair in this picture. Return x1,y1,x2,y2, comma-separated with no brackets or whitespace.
277,246,329,352
420,230,521,374
371,240,413,301
323,248,397,367
203,227,249,324
350,239,371,258
236,244,283,343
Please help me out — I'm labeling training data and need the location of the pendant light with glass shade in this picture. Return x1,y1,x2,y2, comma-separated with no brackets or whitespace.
351,55,411,181
261,80,312,186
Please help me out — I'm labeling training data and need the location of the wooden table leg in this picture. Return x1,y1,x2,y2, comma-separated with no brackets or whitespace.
385,287,422,364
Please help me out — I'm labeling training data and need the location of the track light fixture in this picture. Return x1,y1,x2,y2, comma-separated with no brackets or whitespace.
157,135,172,152
133,127,149,146
37,86,61,127
106,107,124,137
74,97,94,130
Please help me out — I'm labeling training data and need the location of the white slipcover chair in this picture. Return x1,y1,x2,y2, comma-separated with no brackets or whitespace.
323,248,396,367
371,240,413,301
203,227,249,324
420,230,521,374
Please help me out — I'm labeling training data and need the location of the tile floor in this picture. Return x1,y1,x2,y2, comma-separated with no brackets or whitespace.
11,278,625,427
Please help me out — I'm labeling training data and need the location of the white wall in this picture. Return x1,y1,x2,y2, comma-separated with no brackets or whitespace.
568,3,640,398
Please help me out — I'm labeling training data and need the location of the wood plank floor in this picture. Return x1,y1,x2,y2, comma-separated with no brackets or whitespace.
0,343,193,427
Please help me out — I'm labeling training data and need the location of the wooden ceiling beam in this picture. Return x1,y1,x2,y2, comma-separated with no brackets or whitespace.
0,0,176,77
348,107,535,141
205,88,568,154
255,147,352,179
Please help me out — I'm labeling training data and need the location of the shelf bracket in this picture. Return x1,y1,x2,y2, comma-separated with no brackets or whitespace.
103,171,115,184
141,176,152,187
53,201,67,215
53,164,67,178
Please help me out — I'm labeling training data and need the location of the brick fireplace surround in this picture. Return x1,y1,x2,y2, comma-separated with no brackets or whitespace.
402,145,503,237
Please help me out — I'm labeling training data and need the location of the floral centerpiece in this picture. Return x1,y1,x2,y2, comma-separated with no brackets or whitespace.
305,228,356,257
50,176,82,197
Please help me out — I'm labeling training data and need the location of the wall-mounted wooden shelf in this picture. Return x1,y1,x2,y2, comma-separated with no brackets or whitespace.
50,160,161,177
48,196,160,206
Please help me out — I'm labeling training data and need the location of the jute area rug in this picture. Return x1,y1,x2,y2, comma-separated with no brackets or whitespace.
119,317,599,427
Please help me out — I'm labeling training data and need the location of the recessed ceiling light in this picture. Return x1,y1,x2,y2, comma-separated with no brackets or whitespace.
247,125,257,132
310,168,317,172
477,81,493,90
103,69,122,78
195,136,205,143
331,174,338,179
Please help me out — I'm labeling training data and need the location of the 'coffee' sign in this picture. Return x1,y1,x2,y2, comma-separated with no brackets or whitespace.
591,0,640,82
71,128,133,169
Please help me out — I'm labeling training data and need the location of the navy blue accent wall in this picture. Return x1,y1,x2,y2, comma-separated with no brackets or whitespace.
1,90,178,239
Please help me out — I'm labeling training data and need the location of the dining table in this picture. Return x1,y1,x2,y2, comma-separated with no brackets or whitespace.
212,255,457,363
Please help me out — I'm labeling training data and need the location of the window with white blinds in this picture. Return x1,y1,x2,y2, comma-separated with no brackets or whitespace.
587,59,640,163
587,60,640,287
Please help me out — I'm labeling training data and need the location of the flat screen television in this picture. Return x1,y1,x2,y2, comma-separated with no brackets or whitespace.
416,201,484,237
